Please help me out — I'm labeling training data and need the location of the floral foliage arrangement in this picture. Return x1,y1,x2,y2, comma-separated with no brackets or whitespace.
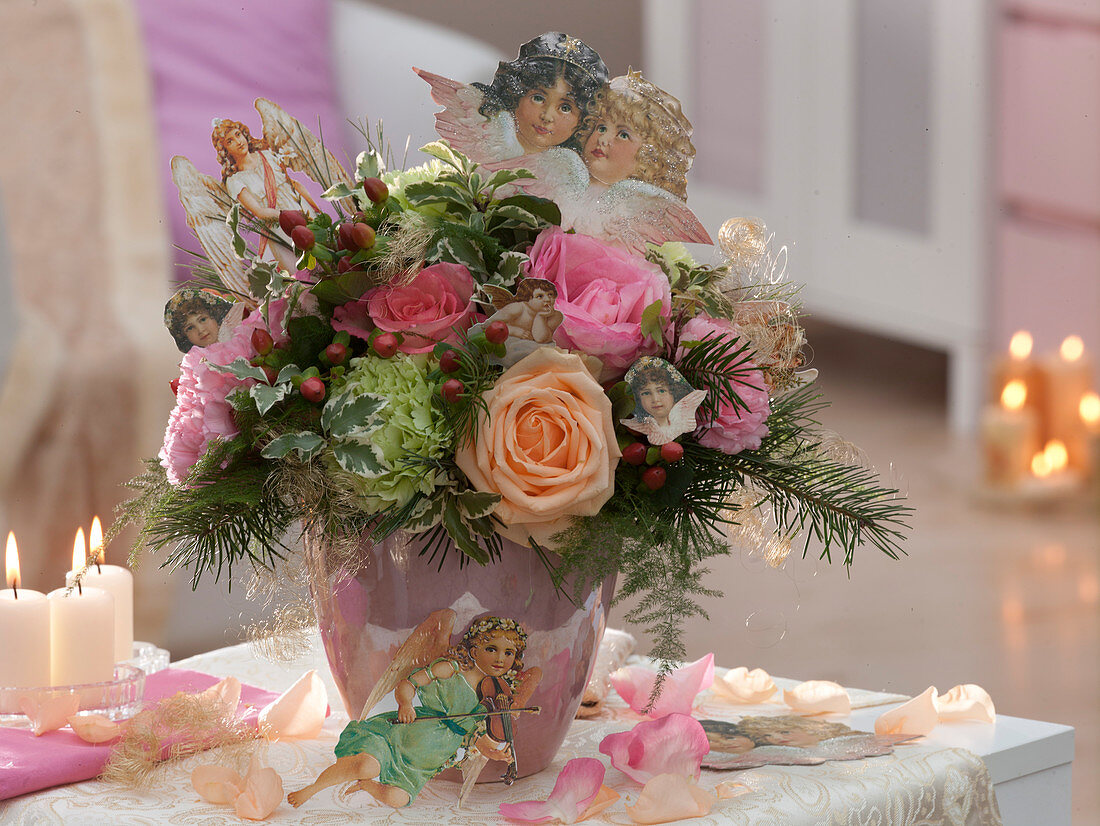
117,53,910,677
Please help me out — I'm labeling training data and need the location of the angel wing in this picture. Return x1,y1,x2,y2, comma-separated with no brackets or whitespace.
578,181,714,255
170,156,251,297
477,284,518,315
415,68,525,165
255,98,354,209
357,608,457,720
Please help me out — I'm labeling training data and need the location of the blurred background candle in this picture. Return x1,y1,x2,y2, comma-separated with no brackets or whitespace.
67,517,133,662
0,533,50,694
991,330,1042,419
1040,335,1093,475
981,379,1039,488
49,529,114,685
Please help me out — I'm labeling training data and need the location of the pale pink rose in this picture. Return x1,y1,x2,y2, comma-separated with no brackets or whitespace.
498,758,617,823
598,714,710,784
679,315,771,455
610,654,715,718
348,262,477,353
454,348,621,548
526,227,671,375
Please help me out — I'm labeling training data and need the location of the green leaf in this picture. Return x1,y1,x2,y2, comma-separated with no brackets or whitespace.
310,271,373,306
207,357,268,383
275,364,301,385
404,496,445,533
495,251,525,283
248,262,276,299
404,181,471,210
433,235,486,274
485,169,535,191
441,499,490,564
419,141,463,169
490,204,540,226
261,432,325,460
496,194,561,225
286,315,331,368
640,300,666,346
356,149,383,181
454,489,500,521
250,382,288,415
322,392,388,438
650,463,695,509
226,204,248,257
322,182,356,200
333,441,386,477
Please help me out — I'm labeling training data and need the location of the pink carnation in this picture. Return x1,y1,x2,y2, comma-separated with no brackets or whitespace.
679,314,771,455
526,227,670,376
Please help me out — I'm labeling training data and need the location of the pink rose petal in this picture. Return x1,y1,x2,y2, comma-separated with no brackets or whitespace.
611,654,715,717
68,713,122,744
875,687,940,736
625,773,717,824
258,670,327,741
711,667,777,704
234,758,284,821
783,680,851,715
599,713,710,784
191,764,244,805
197,675,241,718
934,684,996,723
499,757,606,824
19,694,80,736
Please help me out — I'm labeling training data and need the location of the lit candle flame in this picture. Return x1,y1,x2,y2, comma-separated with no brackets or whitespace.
1060,335,1085,362
5,532,19,590
1009,330,1033,360
72,527,86,573
1031,451,1052,478
1081,392,1100,427
1001,379,1027,411
1044,439,1069,472
89,516,104,565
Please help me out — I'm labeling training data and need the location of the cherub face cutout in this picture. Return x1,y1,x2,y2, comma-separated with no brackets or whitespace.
164,287,233,353
620,357,707,445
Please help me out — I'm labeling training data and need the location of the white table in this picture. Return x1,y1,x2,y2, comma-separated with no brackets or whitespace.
0,633,1073,824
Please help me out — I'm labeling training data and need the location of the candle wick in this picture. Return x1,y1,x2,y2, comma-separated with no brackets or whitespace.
12,582,17,600
96,561,102,574
77,579,82,596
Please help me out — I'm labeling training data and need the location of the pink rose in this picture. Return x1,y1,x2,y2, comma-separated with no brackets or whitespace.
340,262,477,353
679,315,771,455
526,227,671,376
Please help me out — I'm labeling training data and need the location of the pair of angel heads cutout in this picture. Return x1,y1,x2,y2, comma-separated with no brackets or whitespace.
288,610,542,810
418,32,713,254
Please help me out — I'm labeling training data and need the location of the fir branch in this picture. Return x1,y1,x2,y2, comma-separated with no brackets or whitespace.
673,332,766,421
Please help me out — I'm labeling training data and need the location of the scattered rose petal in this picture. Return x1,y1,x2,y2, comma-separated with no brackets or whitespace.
611,654,715,717
581,785,621,820
934,684,996,723
625,773,717,824
68,713,122,743
191,764,244,805
19,694,80,736
783,680,851,715
197,675,242,718
258,670,327,741
499,757,606,823
875,687,939,736
711,667,777,704
234,757,284,821
599,714,710,784
715,780,752,799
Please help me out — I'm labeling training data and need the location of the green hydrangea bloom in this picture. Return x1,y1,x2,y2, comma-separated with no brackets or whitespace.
330,353,450,511
383,160,447,216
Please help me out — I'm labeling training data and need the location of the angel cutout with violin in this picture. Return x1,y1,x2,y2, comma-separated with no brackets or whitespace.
288,612,542,810
171,98,353,299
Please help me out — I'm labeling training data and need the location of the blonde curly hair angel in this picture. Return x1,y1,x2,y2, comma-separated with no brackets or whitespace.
210,118,269,182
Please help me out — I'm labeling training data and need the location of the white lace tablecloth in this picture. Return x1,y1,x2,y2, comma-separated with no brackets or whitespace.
0,633,1003,825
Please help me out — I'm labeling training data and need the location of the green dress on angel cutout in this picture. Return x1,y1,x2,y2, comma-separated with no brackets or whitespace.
334,660,484,801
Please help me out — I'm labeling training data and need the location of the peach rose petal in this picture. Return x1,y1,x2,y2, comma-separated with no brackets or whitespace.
499,757,606,823
197,675,242,718
599,713,710,783
715,780,753,800
611,654,715,718
581,785,621,820
934,684,996,723
68,713,122,744
875,687,940,736
625,773,717,824
782,680,851,715
234,758,284,821
191,764,245,805
711,667,777,704
19,694,80,736
258,670,327,741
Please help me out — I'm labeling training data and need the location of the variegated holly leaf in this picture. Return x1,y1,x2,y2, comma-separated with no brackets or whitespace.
261,432,325,461
404,496,445,533
322,392,388,439
332,440,385,477
208,357,268,383
454,489,500,521
251,382,288,415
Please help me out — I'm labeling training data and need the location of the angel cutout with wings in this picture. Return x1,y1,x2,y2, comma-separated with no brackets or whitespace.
288,611,542,810
415,32,607,167
171,99,353,299
620,356,708,445
471,278,564,368
481,71,713,255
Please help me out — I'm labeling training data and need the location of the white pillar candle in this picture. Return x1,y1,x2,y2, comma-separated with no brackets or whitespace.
0,533,51,694
66,517,133,662
1039,336,1093,474
981,379,1039,488
50,529,114,685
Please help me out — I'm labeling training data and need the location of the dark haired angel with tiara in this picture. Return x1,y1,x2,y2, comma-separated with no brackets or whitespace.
288,611,542,810
415,32,608,166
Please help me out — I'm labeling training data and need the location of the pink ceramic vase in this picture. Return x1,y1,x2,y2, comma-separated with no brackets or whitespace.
305,529,615,779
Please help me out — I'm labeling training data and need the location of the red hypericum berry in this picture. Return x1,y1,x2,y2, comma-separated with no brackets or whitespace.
641,466,667,491
325,342,348,365
361,177,389,204
441,378,465,404
290,225,316,250
350,222,376,250
372,333,399,358
485,320,509,345
300,376,326,403
251,328,274,356
278,209,307,236
336,223,355,251
262,365,279,385
660,441,685,463
439,349,461,374
169,378,180,396
337,255,353,274
622,442,648,466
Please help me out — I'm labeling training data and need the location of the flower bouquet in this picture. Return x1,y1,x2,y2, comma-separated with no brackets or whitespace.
114,33,909,791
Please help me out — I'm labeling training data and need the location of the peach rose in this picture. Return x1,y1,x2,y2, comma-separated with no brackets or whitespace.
455,348,621,548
